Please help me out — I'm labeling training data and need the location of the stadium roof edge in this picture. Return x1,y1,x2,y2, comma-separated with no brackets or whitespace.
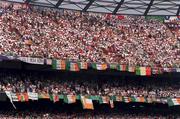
0,0,180,16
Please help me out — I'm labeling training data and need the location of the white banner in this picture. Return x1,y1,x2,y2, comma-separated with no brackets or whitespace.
18,57,44,65
28,92,38,100
11,93,18,102
164,16,180,22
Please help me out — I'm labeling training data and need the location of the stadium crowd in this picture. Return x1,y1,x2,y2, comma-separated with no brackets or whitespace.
0,72,179,98
0,2,179,68
0,111,179,119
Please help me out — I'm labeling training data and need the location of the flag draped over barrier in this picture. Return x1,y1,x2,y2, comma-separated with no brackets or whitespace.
52,60,66,70
78,62,88,70
49,94,59,103
81,96,94,110
66,62,80,71
168,98,180,106
0,55,177,76
136,67,151,76
99,96,109,104
131,97,147,103
117,65,126,71
92,63,108,70
64,95,76,104
2,92,180,109
50,59,178,75
28,92,38,100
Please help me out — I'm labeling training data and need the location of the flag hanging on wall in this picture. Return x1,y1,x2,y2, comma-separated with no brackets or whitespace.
136,67,151,76
92,63,108,70
17,93,29,102
49,94,59,103
66,62,80,71
117,65,126,71
78,62,88,70
168,98,180,106
52,60,66,70
81,96,94,110
64,95,76,104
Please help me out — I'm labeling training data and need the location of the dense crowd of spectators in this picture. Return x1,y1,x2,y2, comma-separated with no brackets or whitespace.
0,2,179,68
0,72,179,98
0,112,179,119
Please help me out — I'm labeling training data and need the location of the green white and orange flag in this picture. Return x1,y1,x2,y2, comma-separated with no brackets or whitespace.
136,67,151,76
123,97,131,103
52,60,66,70
64,95,76,104
127,66,135,72
168,98,180,106
117,65,126,71
109,64,117,70
66,62,80,71
81,96,94,110
17,93,29,102
49,94,59,103
78,62,88,70
131,97,147,103
92,63,108,70
38,93,50,99
99,96,110,104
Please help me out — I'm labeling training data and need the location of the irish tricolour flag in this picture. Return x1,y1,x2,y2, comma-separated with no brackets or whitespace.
168,98,180,106
136,67,151,76
66,62,80,71
78,62,88,70
81,96,94,110
52,60,66,70
99,96,109,104
64,95,76,104
123,97,131,103
131,97,147,103
92,63,107,70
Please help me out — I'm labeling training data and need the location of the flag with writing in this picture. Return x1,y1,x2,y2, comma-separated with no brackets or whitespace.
27,92,38,100
81,96,94,110
11,93,19,102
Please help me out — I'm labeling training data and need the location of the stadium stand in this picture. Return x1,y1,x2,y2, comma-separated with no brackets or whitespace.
0,2,179,68
0,1,179,118
1,71,180,98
